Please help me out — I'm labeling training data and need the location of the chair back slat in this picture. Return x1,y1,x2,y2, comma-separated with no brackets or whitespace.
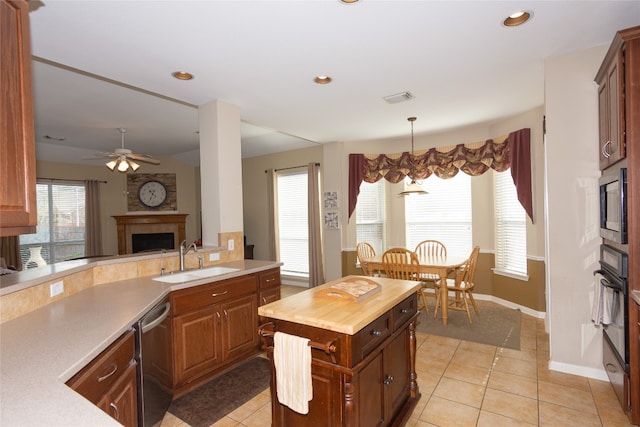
356,242,376,276
414,240,447,258
382,248,420,281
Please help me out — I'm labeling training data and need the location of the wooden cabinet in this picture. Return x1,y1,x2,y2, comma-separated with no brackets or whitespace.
66,329,138,427
0,0,37,236
258,268,281,307
170,273,261,395
261,293,420,427
596,47,625,169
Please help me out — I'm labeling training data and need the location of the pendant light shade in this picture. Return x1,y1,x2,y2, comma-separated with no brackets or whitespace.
400,117,427,196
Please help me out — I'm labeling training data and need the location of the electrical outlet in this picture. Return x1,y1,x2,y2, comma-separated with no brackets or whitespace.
209,252,220,261
50,281,64,297
228,239,234,251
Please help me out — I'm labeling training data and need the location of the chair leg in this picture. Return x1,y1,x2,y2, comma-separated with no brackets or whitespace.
433,286,441,318
420,288,430,314
468,292,479,314
462,292,472,324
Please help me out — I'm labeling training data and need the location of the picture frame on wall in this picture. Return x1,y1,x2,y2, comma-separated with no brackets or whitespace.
324,191,338,209
324,212,339,229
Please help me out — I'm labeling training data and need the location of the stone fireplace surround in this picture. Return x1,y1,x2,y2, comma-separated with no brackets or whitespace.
112,214,188,255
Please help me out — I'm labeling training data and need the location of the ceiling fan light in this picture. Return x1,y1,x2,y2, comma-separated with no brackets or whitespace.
117,159,130,172
105,160,118,170
129,160,140,171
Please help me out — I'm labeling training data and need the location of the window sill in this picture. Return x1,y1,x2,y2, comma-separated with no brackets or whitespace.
492,268,529,282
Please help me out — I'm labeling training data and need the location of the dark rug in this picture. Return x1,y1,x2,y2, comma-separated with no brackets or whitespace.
169,356,271,427
416,303,521,350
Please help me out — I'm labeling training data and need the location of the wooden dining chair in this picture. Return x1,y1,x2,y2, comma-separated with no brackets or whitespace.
382,248,423,311
433,246,480,324
413,240,447,312
356,242,376,276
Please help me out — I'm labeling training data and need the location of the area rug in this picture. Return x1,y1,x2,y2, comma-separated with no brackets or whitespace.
415,304,521,350
169,356,271,427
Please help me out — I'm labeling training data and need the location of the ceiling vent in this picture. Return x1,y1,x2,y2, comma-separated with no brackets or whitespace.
383,91,415,104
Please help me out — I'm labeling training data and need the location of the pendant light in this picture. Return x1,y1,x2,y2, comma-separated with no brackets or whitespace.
400,117,427,196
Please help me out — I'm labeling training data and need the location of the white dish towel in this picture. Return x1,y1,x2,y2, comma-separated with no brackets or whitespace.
592,272,613,326
273,331,313,414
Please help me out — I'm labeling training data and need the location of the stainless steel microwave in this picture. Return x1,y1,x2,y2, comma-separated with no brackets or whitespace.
599,167,627,244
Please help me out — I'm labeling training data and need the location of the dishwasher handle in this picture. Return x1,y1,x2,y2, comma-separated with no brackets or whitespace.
141,302,171,334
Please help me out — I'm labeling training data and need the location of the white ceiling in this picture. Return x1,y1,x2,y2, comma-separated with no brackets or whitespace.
28,1,640,166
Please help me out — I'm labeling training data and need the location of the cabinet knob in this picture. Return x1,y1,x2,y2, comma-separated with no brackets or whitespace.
383,375,395,385
401,308,409,314
372,330,382,337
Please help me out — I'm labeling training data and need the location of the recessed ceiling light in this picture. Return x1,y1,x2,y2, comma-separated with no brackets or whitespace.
340,0,360,3
172,71,194,80
503,10,532,27
314,75,332,84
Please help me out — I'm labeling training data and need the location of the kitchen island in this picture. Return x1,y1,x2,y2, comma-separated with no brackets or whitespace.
258,275,422,427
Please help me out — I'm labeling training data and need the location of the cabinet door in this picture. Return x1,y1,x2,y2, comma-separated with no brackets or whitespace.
0,0,37,235
384,332,410,420
173,306,222,386
598,49,625,169
358,351,385,427
221,294,259,361
98,362,138,427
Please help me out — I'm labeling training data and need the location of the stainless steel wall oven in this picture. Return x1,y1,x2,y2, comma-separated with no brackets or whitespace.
596,244,629,410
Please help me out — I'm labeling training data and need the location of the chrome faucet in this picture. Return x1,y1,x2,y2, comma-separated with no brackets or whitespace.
179,240,198,271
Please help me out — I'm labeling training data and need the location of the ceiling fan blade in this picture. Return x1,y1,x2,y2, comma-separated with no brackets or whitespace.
128,153,160,165
82,152,119,160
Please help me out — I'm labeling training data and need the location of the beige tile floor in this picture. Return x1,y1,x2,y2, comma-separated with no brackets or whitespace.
160,285,632,427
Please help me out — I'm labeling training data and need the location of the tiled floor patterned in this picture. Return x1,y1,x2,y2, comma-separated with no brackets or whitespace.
160,285,632,427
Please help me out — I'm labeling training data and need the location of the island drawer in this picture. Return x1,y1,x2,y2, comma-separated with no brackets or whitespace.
171,275,258,315
258,268,281,289
66,329,135,404
354,311,391,360
392,294,417,331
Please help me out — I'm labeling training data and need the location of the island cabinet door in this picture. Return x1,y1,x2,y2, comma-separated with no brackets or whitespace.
172,305,222,387
356,351,385,427
384,331,410,420
220,294,259,362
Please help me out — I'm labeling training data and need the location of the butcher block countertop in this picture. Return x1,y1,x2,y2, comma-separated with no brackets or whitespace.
258,275,422,335
0,259,281,427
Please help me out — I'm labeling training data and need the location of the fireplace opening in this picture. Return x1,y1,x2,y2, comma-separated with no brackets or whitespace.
132,233,175,253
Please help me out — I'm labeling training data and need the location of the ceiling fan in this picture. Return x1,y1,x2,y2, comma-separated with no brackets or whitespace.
87,128,160,172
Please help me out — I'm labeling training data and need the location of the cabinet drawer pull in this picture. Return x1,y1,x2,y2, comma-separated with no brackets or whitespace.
262,297,267,304
602,140,612,158
372,329,382,337
401,308,409,314
383,375,395,385
97,364,118,382
265,278,276,283
109,402,119,420
212,290,229,297
223,309,228,320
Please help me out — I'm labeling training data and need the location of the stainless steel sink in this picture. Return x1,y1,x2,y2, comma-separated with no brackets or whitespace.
152,266,240,283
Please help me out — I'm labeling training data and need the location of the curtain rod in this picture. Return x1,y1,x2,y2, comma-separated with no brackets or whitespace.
265,162,320,173
37,177,108,184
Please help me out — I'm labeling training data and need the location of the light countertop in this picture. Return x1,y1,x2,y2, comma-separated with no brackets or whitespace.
0,259,280,427
257,275,421,335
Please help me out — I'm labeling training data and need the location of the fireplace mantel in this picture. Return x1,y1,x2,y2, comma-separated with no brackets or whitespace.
113,214,188,255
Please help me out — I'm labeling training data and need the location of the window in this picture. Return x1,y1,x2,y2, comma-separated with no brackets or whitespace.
20,182,86,265
356,180,386,255
494,169,527,276
405,173,472,256
276,170,308,276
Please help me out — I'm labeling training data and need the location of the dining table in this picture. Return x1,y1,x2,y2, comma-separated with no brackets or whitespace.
362,252,467,326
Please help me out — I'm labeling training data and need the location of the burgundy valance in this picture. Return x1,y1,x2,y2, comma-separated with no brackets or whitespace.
348,127,533,223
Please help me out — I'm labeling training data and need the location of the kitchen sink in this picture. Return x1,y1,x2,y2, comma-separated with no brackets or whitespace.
152,266,240,283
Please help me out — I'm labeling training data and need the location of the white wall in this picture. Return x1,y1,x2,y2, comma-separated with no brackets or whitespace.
544,44,608,379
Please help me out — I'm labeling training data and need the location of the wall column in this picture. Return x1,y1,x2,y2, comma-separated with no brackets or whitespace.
198,100,243,247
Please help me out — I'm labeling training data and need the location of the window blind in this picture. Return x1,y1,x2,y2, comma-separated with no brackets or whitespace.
276,171,309,276
20,182,86,265
356,180,386,255
405,173,472,256
494,170,527,275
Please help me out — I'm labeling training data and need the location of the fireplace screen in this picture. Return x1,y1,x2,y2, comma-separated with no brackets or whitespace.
132,233,175,253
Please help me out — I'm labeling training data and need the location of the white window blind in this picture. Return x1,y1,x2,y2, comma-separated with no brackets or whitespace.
356,180,386,255
494,169,527,276
20,182,86,265
276,171,309,276
405,173,472,256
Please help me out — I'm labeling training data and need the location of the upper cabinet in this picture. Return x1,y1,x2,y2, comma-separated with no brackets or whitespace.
0,0,37,236
595,26,640,171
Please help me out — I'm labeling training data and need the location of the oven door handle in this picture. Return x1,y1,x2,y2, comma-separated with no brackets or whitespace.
141,302,171,334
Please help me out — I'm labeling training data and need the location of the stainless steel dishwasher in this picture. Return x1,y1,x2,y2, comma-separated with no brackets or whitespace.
135,297,173,427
